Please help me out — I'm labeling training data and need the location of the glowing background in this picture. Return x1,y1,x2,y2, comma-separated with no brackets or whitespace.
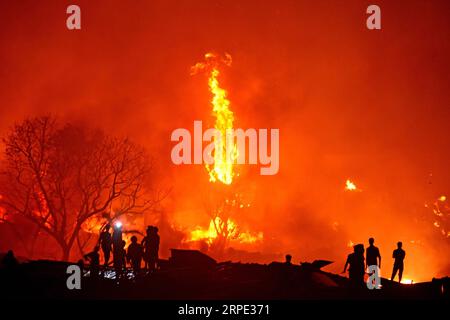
0,0,449,282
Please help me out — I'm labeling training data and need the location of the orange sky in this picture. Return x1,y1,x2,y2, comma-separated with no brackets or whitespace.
0,0,449,281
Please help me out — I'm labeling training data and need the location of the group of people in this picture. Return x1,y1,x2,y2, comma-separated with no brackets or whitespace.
84,223,160,278
343,237,406,286
82,231,408,285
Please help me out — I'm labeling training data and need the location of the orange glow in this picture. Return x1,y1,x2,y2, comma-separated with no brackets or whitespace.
0,195,5,222
187,52,263,250
188,216,263,245
32,191,52,229
0,207,6,222
80,213,143,248
81,215,105,234
401,278,414,285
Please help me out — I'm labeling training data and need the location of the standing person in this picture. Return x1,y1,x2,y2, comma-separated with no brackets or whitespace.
391,241,406,283
112,222,123,263
148,227,160,271
120,240,127,269
113,240,127,280
366,237,381,269
127,236,143,274
112,222,124,279
142,226,152,270
284,254,292,266
142,226,160,272
99,224,112,267
343,244,365,287
1,250,18,270
1,250,20,292
112,222,123,248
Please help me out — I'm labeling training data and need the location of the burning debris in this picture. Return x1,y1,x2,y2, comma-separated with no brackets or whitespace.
426,195,450,238
188,217,263,246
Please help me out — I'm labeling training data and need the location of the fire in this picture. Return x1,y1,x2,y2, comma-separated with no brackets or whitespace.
81,215,105,234
191,52,237,185
190,221,219,245
427,195,450,237
401,278,414,284
345,179,358,191
0,207,6,222
239,231,264,244
187,53,263,250
0,195,5,222
189,217,263,245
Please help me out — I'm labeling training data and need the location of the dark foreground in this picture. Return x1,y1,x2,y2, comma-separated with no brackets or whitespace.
1,249,449,300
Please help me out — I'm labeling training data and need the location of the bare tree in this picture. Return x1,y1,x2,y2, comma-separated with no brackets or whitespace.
0,116,160,260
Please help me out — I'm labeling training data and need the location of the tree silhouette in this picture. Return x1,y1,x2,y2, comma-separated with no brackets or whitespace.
0,116,160,260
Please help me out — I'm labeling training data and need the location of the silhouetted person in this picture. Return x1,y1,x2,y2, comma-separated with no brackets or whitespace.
343,244,365,287
112,222,123,268
391,241,405,282
84,246,100,279
77,259,84,271
1,250,18,270
142,226,160,271
114,240,127,279
99,224,112,267
285,254,292,266
141,226,152,270
366,237,381,269
121,240,127,268
127,236,143,273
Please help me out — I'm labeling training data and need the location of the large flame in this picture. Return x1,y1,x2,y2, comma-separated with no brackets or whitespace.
191,52,236,185
188,53,263,250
